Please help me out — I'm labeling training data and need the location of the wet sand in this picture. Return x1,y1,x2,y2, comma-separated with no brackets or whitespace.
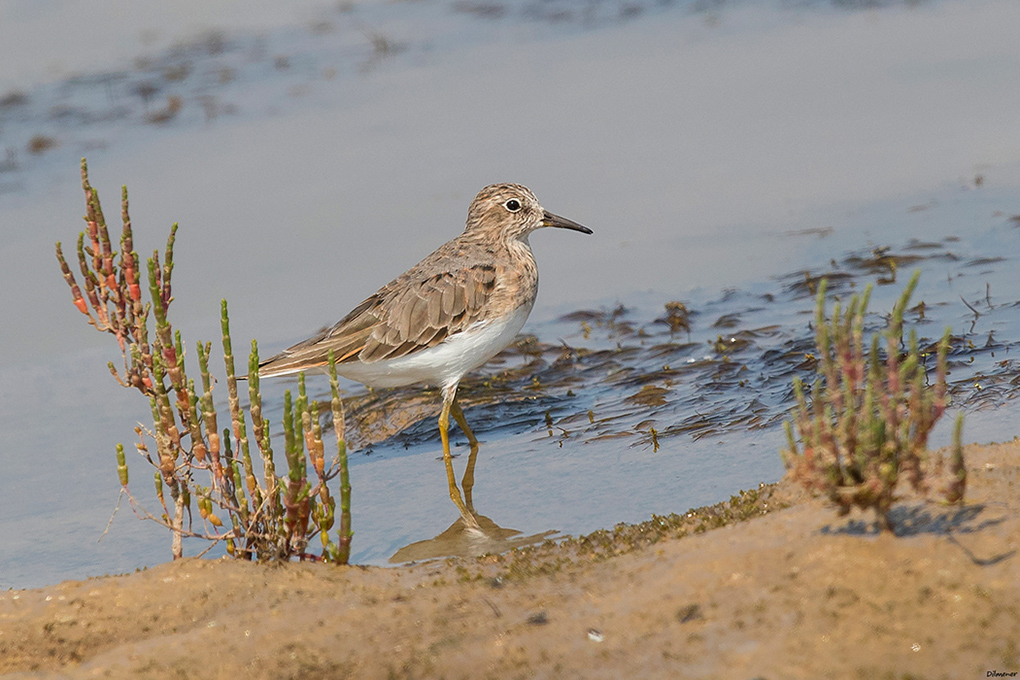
1,439,1017,679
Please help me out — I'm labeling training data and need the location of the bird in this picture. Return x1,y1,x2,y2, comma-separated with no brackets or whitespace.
257,183,592,523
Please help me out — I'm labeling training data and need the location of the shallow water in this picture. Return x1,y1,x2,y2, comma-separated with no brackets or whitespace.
2,0,1020,588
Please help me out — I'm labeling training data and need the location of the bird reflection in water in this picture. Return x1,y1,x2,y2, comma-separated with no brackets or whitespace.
390,438,558,564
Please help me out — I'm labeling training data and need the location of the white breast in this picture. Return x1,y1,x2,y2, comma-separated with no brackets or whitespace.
335,301,534,390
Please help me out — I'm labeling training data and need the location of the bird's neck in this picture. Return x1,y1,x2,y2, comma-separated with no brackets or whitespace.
505,234,535,266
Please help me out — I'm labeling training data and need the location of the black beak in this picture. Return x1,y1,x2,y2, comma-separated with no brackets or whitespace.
542,210,593,234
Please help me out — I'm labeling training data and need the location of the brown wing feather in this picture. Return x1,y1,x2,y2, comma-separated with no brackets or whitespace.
360,264,497,362
256,295,381,377
258,261,498,376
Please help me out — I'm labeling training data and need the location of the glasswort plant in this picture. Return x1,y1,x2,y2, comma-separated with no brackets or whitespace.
781,271,966,531
56,159,353,563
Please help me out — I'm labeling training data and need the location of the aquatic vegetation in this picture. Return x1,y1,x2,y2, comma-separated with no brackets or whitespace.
781,271,966,532
472,484,782,583
55,159,352,563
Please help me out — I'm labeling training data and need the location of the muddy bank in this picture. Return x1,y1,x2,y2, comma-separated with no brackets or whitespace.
1,440,1017,679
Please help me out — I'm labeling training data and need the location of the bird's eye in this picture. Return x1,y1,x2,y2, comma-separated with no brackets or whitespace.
504,199,522,212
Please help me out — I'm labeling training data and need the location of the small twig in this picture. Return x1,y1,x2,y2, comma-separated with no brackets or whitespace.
98,489,126,542
960,294,980,318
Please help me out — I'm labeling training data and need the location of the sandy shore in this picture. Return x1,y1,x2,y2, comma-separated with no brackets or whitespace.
1,440,1017,679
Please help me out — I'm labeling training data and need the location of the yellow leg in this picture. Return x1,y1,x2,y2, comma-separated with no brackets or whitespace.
450,400,479,511
450,400,479,447
439,389,479,529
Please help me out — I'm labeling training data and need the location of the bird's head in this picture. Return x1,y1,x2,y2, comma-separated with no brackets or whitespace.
464,183,592,243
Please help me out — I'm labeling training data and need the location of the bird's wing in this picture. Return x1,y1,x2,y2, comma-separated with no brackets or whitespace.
257,261,498,377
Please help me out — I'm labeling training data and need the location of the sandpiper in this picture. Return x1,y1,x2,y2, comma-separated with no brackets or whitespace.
258,183,591,521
